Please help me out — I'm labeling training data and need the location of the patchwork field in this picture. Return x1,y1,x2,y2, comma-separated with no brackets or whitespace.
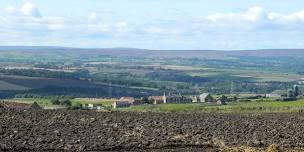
1,47,304,99
0,75,158,98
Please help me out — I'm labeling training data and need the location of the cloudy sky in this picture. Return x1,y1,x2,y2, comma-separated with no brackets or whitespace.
0,0,304,50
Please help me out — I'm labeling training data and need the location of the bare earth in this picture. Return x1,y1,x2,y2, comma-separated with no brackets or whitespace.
1,110,304,151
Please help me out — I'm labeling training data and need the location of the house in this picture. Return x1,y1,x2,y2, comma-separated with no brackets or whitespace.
149,96,166,104
96,105,103,110
88,104,94,109
133,99,144,105
266,90,285,98
112,97,135,108
266,93,282,98
112,101,131,108
82,104,103,110
0,101,42,110
216,95,228,105
118,97,135,103
199,93,214,102
192,96,198,103
149,93,194,104
166,96,192,104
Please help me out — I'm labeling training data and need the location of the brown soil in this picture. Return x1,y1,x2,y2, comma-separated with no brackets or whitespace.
1,110,304,151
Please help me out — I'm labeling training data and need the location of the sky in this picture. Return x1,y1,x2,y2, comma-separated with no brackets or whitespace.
0,0,304,50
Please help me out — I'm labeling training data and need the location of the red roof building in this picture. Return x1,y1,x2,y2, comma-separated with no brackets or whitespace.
0,102,42,110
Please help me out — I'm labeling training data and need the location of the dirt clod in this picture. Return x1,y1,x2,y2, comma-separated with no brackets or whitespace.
1,110,303,151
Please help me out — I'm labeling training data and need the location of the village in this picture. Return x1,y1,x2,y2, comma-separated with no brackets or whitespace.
82,85,303,110
0,85,302,111
0,92,228,111
110,92,224,108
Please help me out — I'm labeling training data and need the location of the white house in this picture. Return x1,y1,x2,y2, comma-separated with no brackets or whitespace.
266,90,285,98
199,93,214,102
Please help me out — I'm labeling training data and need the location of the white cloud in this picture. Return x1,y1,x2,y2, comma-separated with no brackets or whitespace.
2,3,304,49
207,6,264,22
21,2,41,17
5,6,18,15
116,21,128,33
268,11,304,24
206,6,304,27
116,22,127,28
87,23,110,33
89,12,97,20
47,23,68,31
6,2,41,18
143,26,180,35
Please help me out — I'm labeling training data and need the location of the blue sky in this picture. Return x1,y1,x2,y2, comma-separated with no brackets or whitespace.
0,0,304,50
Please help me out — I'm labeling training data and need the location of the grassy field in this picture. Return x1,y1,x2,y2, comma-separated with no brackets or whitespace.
0,80,29,91
8,98,116,108
10,98,54,108
120,100,304,113
188,68,302,82
71,98,116,106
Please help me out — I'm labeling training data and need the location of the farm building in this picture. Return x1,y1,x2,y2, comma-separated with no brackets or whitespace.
82,104,103,110
112,97,135,108
166,96,192,104
216,95,228,105
266,90,285,98
149,94,166,104
192,96,198,103
199,93,214,102
149,93,193,104
112,101,131,108
118,97,135,103
0,101,42,110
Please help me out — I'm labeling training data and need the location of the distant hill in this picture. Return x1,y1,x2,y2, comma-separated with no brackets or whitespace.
227,49,304,58
0,46,304,59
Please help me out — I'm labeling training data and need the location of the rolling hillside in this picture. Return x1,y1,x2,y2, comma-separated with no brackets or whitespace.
0,46,304,59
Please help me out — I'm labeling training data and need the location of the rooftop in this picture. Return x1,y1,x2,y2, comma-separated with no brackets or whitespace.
0,102,41,110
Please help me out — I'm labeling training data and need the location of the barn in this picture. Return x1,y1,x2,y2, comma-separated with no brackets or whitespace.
199,93,214,102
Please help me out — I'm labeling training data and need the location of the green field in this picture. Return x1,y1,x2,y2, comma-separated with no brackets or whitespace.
0,80,29,91
119,100,304,113
11,98,54,108
71,98,116,106
8,98,116,108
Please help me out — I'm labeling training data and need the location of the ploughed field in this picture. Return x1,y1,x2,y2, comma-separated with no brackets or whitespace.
1,110,304,151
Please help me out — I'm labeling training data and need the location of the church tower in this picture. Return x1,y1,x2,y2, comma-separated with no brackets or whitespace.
163,92,167,104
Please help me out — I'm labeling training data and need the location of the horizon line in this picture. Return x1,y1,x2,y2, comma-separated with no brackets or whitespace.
0,45,304,52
